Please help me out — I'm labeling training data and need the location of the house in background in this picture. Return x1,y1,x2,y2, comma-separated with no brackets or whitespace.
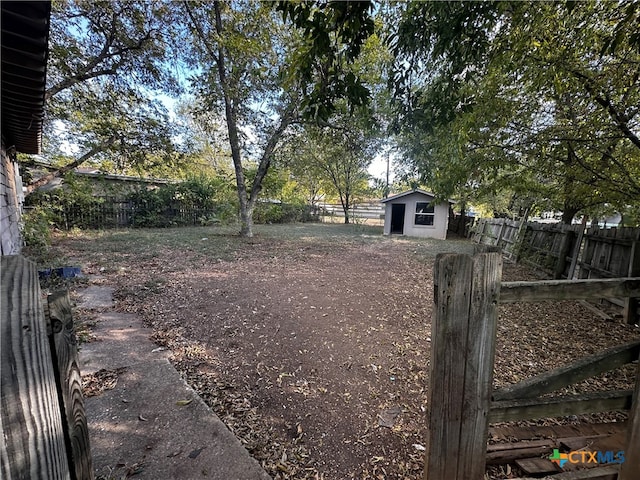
27,158,175,197
381,189,453,240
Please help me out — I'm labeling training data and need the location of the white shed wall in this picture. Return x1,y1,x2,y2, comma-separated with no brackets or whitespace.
383,192,450,240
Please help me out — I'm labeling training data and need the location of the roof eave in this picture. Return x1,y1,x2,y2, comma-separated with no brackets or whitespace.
1,1,51,154
380,188,456,204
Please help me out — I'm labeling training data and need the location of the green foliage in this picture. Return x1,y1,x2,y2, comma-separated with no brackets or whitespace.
35,0,184,192
23,172,241,230
621,207,640,228
183,1,304,236
21,206,55,254
24,173,105,228
126,188,171,228
126,174,238,228
280,101,380,223
253,202,316,225
388,1,640,222
275,1,375,121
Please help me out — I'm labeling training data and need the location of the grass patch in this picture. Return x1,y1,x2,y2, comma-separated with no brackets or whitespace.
48,222,475,274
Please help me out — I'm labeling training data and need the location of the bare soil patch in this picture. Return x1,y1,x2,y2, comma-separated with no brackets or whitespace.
53,225,640,479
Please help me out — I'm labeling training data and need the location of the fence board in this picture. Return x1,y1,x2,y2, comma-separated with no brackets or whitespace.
619,352,640,480
578,226,640,279
492,340,640,401
48,291,93,480
623,240,640,323
1,256,71,480
500,277,640,303
489,390,633,423
519,223,582,278
511,465,619,480
424,253,501,480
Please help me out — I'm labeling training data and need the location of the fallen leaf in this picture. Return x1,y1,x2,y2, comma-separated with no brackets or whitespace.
176,398,193,406
378,406,402,428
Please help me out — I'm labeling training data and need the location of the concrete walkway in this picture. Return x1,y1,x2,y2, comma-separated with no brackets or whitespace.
77,283,270,480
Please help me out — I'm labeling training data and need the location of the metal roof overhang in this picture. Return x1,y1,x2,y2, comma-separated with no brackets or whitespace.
1,1,51,154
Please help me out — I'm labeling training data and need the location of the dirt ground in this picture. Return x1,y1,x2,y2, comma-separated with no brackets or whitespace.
52,225,640,479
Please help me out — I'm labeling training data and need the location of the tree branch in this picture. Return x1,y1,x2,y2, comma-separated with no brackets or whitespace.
45,24,153,100
562,65,640,151
25,137,116,194
249,106,297,206
183,1,219,64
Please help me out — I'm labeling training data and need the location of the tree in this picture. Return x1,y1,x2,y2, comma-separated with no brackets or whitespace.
279,10,390,223
274,142,324,208
183,1,301,237
313,127,373,224
388,1,640,223
31,86,177,193
30,0,182,193
283,105,379,224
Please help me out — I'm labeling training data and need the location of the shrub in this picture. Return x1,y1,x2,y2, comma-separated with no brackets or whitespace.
253,202,317,224
21,205,54,252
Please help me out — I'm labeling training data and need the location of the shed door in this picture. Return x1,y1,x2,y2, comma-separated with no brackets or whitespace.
390,204,405,234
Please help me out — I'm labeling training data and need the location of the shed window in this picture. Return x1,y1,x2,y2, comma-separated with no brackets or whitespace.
415,202,435,226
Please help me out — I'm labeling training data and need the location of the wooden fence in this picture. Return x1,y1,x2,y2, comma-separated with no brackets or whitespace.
44,201,319,230
473,219,640,323
448,213,477,237
319,202,384,225
424,252,640,480
1,256,92,479
473,217,525,261
57,203,216,229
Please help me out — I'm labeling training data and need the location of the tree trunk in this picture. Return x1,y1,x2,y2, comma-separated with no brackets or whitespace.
210,0,252,237
341,192,350,224
561,137,582,225
240,203,254,237
562,201,580,225
188,1,295,238
458,201,467,236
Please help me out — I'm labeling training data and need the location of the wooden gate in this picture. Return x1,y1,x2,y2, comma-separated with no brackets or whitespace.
424,252,640,480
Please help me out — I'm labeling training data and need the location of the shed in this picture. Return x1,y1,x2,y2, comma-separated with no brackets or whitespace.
381,189,452,240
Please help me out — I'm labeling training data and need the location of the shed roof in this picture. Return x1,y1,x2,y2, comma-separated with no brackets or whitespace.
1,1,51,154
380,189,454,204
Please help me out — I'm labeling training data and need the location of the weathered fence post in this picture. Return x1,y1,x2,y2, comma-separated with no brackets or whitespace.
473,218,485,244
567,219,587,280
424,252,502,480
619,351,640,480
514,222,530,263
47,290,94,480
623,240,640,325
495,218,507,249
1,256,71,479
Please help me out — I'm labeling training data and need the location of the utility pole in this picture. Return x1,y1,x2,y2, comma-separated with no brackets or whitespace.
384,149,390,199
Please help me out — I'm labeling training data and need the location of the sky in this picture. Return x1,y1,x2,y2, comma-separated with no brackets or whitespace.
156,92,395,182
369,149,395,183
